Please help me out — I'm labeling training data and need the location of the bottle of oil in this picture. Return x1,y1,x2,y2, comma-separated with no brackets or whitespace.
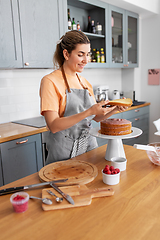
100,48,105,63
91,49,96,62
96,49,100,63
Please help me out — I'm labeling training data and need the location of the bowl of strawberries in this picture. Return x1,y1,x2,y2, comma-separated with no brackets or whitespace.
102,165,120,185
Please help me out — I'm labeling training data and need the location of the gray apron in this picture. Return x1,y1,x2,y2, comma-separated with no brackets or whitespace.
45,68,98,165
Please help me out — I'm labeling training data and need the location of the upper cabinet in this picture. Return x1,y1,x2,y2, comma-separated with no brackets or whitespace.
0,0,139,69
0,0,60,69
0,0,22,68
109,5,139,68
67,0,109,68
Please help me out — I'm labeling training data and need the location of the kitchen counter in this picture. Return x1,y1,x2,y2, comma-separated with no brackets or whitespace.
0,102,150,144
0,144,160,240
0,122,47,143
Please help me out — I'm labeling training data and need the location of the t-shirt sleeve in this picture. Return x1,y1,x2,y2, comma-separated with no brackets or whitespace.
40,76,60,115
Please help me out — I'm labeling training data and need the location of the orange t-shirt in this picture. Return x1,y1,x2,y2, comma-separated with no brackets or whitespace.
40,69,96,117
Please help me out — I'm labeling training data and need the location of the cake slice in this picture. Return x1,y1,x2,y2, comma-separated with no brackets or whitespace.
108,98,132,107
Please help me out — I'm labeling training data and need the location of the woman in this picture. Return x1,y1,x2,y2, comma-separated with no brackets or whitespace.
40,30,127,164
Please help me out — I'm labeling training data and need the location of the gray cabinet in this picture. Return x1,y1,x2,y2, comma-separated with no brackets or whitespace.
0,0,22,68
123,106,149,145
109,5,139,68
0,0,60,69
91,106,149,147
0,134,43,186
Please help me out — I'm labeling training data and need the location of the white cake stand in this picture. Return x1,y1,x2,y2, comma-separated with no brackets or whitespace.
89,127,142,161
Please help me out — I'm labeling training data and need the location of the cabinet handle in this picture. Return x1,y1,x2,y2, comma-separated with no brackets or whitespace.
16,139,28,144
135,118,140,121
135,110,140,112
25,62,29,66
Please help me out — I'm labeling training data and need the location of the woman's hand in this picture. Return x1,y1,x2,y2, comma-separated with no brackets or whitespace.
92,101,128,122
89,100,117,116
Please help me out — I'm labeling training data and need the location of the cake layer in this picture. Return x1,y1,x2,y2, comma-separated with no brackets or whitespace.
100,118,132,136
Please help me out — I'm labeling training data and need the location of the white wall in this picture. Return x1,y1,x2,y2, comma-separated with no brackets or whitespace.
140,11,160,142
0,68,122,124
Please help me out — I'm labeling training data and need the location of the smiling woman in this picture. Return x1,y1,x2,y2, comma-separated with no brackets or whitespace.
39,30,127,165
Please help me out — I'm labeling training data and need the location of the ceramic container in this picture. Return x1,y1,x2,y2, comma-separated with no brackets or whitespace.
10,192,29,213
111,157,127,171
102,170,120,185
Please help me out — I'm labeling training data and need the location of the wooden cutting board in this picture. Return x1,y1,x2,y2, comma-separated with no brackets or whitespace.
39,160,98,186
42,185,114,211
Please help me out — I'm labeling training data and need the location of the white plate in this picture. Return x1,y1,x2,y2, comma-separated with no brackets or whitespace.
89,127,142,140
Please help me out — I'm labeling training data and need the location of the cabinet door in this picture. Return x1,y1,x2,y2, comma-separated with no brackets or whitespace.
1,134,43,185
0,151,3,186
109,5,125,68
109,5,139,68
0,0,23,68
18,0,59,68
126,11,139,68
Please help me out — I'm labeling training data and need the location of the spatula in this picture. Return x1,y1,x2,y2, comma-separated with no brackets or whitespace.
133,144,160,156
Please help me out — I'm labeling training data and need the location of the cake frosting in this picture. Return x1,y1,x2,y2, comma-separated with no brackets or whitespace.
100,118,132,135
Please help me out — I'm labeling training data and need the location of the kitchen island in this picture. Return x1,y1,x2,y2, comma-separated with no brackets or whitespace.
1,144,160,240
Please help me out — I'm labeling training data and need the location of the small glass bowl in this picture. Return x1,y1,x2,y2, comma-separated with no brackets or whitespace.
146,142,160,166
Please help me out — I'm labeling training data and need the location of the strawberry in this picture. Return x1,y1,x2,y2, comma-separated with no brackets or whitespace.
115,168,120,173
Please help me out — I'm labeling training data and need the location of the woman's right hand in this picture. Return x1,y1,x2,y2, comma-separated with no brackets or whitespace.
90,100,117,116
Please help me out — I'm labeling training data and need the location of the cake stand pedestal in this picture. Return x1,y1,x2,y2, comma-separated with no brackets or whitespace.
89,127,142,161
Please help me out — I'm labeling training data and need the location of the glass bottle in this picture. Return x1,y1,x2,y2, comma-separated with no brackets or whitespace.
96,21,102,35
87,16,92,33
68,9,72,30
91,20,96,34
100,48,105,63
91,49,96,62
77,21,81,31
96,49,100,63
72,18,77,30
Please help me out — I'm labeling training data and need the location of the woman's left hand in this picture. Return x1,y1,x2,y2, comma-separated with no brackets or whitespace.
116,105,128,112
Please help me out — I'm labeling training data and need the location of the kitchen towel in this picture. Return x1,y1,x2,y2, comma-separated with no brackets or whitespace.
153,118,160,131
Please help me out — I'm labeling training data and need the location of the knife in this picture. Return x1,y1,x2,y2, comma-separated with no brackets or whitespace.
0,179,68,196
50,182,75,205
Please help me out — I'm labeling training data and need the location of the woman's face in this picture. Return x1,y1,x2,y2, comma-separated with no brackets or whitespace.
63,43,90,75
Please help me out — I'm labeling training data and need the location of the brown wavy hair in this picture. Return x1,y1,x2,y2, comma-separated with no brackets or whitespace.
53,30,90,68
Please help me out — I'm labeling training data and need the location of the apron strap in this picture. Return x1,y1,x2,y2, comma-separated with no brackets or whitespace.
61,65,91,96
76,73,91,96
61,65,71,93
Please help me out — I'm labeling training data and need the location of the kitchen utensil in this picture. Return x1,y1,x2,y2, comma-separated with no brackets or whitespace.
47,190,63,203
29,196,52,205
50,183,74,205
133,144,160,155
42,185,114,211
112,90,120,100
39,160,98,185
94,86,109,102
0,179,68,196
90,127,142,161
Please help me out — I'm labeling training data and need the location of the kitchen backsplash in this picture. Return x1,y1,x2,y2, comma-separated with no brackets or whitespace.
0,68,122,124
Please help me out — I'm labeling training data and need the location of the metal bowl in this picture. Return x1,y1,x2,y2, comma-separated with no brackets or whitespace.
146,142,160,166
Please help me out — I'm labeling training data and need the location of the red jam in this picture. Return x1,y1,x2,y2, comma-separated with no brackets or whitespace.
12,194,28,213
